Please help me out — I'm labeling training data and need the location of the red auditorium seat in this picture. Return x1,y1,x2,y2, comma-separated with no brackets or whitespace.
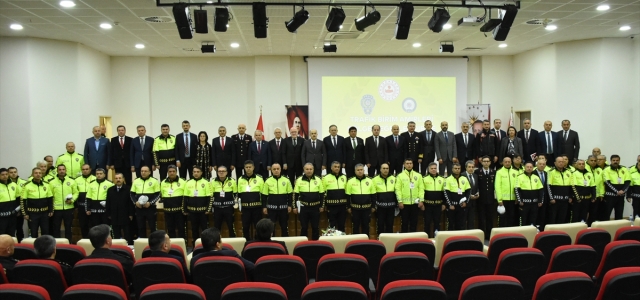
192,256,247,300
61,284,128,300
376,252,434,299
241,242,287,263
532,271,594,300
575,228,610,262
393,238,436,267
459,275,523,300
593,240,640,285
0,283,51,300
437,250,490,300
614,226,640,242
0,267,7,284
132,257,186,299
494,248,546,300
441,236,484,258
533,230,572,269
55,244,86,266
546,244,598,276
486,233,528,272
141,244,185,260
71,258,129,294
380,280,446,300
345,239,386,286
316,253,371,294
221,282,287,300
109,245,136,263
13,260,68,300
255,255,307,300
13,244,37,260
293,240,335,281
301,281,368,300
139,283,206,300
595,267,640,300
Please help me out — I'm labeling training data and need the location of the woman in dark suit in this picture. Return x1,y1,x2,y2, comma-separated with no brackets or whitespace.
195,131,212,180
499,126,523,166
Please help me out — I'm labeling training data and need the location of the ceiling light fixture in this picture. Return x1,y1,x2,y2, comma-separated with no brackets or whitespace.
135,44,145,49
395,2,414,40
323,43,337,53
442,23,452,30
439,42,454,53
493,4,518,41
620,25,631,31
499,43,507,48
10,24,23,30
326,7,346,32
412,43,421,48
230,42,239,48
428,7,451,33
201,43,215,53
285,6,309,33
596,5,610,11
100,23,112,29
354,6,381,31
545,25,557,31
60,1,75,8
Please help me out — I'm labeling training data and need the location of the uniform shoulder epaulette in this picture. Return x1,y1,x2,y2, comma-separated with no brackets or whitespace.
255,174,263,178
57,153,65,157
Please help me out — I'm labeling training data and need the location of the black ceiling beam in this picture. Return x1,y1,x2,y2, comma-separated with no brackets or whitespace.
156,0,520,10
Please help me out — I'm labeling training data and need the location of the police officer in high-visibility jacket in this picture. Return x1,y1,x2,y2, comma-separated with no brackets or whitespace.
0,168,21,236
184,166,212,245
160,165,186,239
571,159,596,223
294,163,325,240
74,164,95,238
372,163,397,234
153,124,177,181
346,164,375,237
86,168,113,227
602,155,630,220
322,161,348,232
515,161,543,226
211,166,237,237
422,162,445,236
395,158,423,233
495,157,519,227
50,165,78,241
55,142,84,179
262,163,293,236
21,168,53,237
8,167,28,241
628,159,640,218
444,163,471,230
130,166,160,238
585,155,604,226
547,156,573,224
237,160,264,240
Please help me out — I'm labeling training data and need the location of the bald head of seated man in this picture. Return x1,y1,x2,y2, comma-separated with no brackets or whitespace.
0,234,18,281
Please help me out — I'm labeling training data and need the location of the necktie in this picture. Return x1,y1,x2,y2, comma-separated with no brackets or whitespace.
469,175,474,186
526,130,529,142
485,170,488,175
312,141,315,149
140,137,145,160
444,132,448,143
258,142,261,154
375,137,378,147
117,187,120,192
539,171,545,184
120,137,124,149
352,138,356,149
497,130,501,140
221,137,225,151
277,140,280,150
185,134,189,155
464,134,468,147
395,136,398,147
427,132,431,143
546,132,552,153
293,138,297,147
333,137,336,148
564,131,568,141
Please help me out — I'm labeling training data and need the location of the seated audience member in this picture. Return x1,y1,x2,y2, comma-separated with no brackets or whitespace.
190,227,255,277
0,234,18,282
84,224,133,282
242,218,288,254
147,230,190,282
33,235,72,285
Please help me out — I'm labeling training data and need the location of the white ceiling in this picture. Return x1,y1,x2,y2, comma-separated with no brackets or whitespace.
0,0,638,57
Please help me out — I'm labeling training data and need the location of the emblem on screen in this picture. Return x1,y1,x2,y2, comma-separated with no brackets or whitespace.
378,79,400,101
361,94,375,115
402,97,417,113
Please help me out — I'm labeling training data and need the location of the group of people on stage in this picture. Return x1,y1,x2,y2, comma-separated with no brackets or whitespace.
1,118,639,243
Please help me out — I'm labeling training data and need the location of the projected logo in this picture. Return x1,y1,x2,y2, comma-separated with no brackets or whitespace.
379,79,400,101
402,97,417,113
360,94,376,115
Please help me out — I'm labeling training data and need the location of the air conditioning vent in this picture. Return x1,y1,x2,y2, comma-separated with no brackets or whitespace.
463,47,485,51
142,16,175,23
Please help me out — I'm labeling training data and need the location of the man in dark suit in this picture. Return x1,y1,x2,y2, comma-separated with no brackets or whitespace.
130,125,155,178
558,119,580,164
343,126,365,178
283,127,305,187
537,120,563,164
419,120,436,175
517,118,539,162
85,224,133,283
462,161,480,230
268,127,286,167
248,130,271,178
534,159,550,231
110,125,132,185
211,126,235,173
491,119,507,148
401,121,421,169
323,125,345,169
365,125,388,177
386,125,405,175
147,230,190,282
84,126,111,174
475,156,496,240
301,129,326,176
435,121,458,176
175,120,198,180
455,122,475,168
232,124,252,177
190,227,255,276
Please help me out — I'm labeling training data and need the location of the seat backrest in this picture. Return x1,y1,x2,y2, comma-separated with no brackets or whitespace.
0,267,7,284
345,240,386,283
595,266,640,300
13,244,37,260
221,282,287,300
316,253,370,292
441,236,484,258
437,250,490,300
241,242,287,263
378,232,429,253
594,240,640,282
459,275,523,300
544,222,588,243
614,226,640,242
55,244,86,266
393,238,435,268
272,236,308,254
0,283,51,300
13,260,68,300
575,228,611,265
301,281,368,300
380,280,446,300
494,248,545,300
293,240,335,280
192,256,247,300
62,284,128,300
110,245,136,263
533,271,594,300
490,225,538,247
319,234,369,253
71,258,129,294
533,230,572,268
255,255,308,300
547,245,598,276
487,233,528,272
591,219,632,238
377,252,434,299
140,283,206,300
133,257,186,299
